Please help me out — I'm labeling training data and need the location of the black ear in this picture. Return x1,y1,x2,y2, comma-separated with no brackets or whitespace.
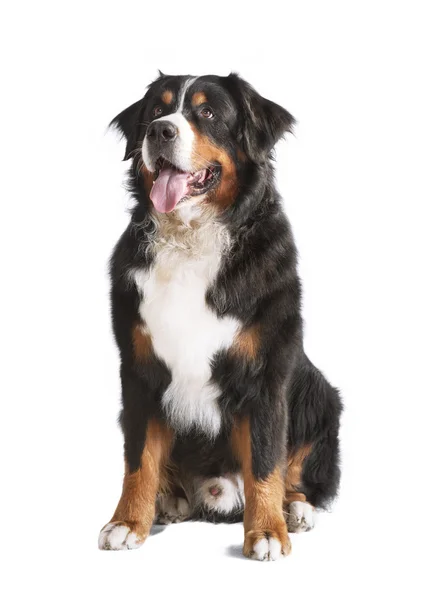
110,99,144,161
227,73,295,162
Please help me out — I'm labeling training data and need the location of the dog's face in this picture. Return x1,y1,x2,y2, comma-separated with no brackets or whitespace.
111,74,295,213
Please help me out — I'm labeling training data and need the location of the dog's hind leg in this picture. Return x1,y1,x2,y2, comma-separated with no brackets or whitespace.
284,446,316,533
156,494,191,524
285,352,342,530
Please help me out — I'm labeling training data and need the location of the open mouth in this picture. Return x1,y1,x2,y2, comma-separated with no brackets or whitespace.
150,158,221,213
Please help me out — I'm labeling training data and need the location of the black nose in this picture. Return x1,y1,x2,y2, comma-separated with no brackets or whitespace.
146,120,178,143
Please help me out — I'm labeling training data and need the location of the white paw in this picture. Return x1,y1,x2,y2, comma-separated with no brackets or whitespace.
156,496,190,524
252,537,284,561
98,522,143,550
287,501,315,533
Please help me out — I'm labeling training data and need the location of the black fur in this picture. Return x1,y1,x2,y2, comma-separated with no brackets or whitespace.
108,73,342,514
224,74,295,161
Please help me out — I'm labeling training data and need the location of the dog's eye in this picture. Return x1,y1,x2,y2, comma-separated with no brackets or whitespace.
200,107,214,119
153,106,163,118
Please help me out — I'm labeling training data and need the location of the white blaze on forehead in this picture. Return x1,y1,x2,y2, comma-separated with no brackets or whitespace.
142,77,199,173
177,76,198,111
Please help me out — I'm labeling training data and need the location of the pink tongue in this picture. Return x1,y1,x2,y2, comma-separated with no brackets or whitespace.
150,167,192,213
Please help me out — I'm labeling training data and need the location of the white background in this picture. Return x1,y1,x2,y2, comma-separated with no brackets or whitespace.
1,1,426,598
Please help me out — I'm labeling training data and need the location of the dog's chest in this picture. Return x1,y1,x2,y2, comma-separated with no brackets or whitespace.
133,223,239,436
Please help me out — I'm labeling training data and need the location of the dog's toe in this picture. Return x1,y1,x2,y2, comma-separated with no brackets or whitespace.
98,521,143,550
156,496,190,524
286,501,315,533
243,524,291,561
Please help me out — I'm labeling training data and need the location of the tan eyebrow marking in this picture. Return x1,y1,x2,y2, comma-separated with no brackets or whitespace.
161,90,173,105
191,92,208,106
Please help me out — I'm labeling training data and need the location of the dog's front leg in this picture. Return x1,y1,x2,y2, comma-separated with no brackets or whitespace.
232,417,291,561
99,369,173,550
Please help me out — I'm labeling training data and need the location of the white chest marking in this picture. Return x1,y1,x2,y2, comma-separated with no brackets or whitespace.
133,212,239,436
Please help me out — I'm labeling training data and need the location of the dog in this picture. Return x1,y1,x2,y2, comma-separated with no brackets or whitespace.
98,72,342,560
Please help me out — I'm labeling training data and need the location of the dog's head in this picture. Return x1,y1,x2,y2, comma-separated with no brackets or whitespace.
111,73,295,214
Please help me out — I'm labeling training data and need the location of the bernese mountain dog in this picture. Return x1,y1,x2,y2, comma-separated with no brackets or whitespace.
98,72,342,561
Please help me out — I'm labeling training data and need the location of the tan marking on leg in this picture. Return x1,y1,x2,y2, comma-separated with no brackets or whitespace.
107,419,174,543
161,90,173,105
284,444,312,505
285,491,307,504
191,91,208,106
232,418,291,558
158,457,179,497
231,324,261,361
190,125,238,210
132,323,153,362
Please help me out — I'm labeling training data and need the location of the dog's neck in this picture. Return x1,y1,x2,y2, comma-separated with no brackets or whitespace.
141,202,230,266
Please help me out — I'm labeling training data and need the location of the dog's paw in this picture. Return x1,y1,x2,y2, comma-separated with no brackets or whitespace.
156,496,190,524
286,501,315,533
98,521,143,551
243,525,291,561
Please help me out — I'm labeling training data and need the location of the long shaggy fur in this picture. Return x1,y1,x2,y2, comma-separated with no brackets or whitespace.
104,72,342,534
